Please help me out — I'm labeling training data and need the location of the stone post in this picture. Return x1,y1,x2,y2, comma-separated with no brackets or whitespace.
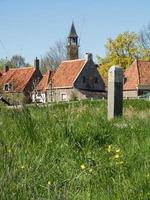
108,66,123,120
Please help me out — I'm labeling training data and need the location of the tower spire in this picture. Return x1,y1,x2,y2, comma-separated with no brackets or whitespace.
67,22,79,60
68,22,78,38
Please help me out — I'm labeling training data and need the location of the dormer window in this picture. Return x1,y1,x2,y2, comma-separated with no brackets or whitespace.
4,83,12,91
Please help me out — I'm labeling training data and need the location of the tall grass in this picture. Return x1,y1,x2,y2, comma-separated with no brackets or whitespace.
0,100,150,199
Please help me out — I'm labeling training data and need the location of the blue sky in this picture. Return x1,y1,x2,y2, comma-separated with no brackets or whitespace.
0,0,150,64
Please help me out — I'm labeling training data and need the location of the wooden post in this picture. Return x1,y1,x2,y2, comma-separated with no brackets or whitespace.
108,66,123,120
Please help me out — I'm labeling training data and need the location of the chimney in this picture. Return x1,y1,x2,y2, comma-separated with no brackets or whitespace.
34,57,40,70
85,53,93,61
4,65,9,72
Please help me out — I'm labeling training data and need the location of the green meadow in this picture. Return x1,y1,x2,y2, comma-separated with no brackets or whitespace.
0,100,150,200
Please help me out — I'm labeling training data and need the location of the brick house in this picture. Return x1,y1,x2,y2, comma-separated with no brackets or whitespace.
32,69,54,103
31,23,105,103
0,58,42,104
123,60,150,98
51,53,105,101
48,23,105,102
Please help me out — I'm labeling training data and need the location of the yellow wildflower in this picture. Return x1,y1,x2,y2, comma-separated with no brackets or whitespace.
116,148,121,153
116,161,124,165
89,169,93,173
116,149,120,153
114,154,119,159
48,181,51,185
21,165,25,169
107,145,112,153
80,164,86,170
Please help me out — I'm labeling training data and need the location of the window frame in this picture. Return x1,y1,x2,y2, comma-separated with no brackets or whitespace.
3,83,12,91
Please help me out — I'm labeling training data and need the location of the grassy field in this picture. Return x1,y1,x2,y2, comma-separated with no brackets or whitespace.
0,100,150,200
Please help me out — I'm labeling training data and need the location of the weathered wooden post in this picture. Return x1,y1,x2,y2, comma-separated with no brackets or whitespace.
108,66,123,120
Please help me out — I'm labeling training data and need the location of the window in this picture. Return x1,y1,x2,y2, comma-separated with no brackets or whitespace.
4,83,12,91
82,76,86,83
143,91,149,95
37,91,41,96
61,93,67,101
95,77,98,84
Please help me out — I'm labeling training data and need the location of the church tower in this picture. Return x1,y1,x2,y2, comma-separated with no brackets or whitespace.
67,22,79,60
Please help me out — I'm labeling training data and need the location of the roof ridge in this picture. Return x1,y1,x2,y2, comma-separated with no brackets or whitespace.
62,59,85,63
9,67,35,70
138,60,150,62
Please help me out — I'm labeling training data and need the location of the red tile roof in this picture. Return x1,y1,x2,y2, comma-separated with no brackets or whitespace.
52,59,86,88
138,61,150,85
124,60,150,90
37,70,54,91
0,67,36,92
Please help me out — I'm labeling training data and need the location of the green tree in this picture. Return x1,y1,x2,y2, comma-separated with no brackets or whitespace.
0,59,6,70
97,32,148,84
0,58,13,70
0,56,31,70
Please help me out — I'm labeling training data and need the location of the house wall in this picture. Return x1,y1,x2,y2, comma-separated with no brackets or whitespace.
123,90,138,99
75,89,106,99
74,59,105,91
52,88,72,102
0,92,26,105
24,69,42,101
123,85,150,99
51,88,106,102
